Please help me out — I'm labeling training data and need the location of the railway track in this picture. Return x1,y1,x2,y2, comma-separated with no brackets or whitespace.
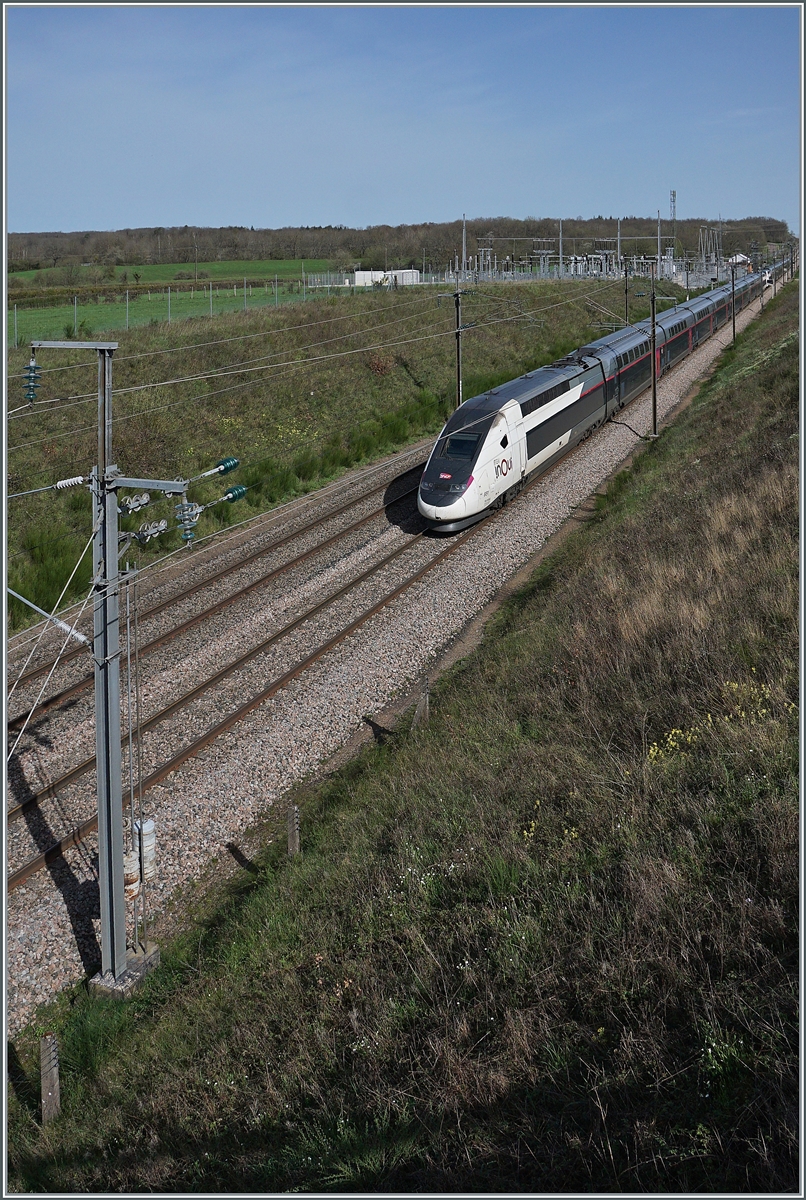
7,518,484,890
7,450,428,725
7,474,424,731
8,459,439,874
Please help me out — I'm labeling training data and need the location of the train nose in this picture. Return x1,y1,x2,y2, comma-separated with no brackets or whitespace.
417,493,467,521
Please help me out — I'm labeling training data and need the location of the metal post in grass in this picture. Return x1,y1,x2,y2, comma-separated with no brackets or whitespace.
74,296,77,336
624,265,629,326
168,286,171,324
14,304,17,347
209,282,213,318
649,264,658,439
275,274,278,306
126,290,129,331
244,277,247,312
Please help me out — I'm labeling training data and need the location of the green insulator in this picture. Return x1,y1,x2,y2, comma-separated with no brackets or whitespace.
24,357,41,403
216,456,240,475
224,485,247,503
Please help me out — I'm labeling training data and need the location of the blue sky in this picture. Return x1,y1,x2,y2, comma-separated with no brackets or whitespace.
5,5,802,235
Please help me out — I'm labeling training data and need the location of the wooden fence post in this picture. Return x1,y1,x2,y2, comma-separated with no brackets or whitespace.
287,805,300,856
40,1034,60,1124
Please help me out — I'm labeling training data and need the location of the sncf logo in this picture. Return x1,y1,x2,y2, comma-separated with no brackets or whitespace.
494,456,513,479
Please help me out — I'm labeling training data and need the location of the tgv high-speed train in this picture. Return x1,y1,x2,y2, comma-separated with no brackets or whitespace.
418,272,763,532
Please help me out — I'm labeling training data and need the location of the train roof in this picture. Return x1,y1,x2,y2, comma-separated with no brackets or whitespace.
444,361,585,433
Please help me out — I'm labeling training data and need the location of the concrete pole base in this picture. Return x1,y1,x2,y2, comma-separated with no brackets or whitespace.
88,942,160,1000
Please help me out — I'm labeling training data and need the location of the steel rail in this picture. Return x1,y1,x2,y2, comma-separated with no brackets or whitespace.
7,522,478,892
7,474,423,730
8,517,426,827
7,457,426,697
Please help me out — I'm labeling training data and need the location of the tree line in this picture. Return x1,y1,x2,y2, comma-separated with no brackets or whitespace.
8,214,794,275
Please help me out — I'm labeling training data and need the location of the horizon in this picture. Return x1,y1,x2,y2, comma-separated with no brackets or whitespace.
7,213,798,241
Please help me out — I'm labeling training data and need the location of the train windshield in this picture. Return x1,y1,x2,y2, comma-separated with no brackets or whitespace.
435,433,481,461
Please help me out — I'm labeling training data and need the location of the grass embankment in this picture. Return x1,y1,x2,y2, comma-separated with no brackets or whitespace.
7,277,646,632
7,283,798,1190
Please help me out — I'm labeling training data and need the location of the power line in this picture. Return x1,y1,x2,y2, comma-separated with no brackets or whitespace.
8,475,86,500
7,519,99,709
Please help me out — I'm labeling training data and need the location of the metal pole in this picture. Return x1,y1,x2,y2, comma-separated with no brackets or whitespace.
93,346,127,979
731,264,736,344
455,288,462,408
275,274,278,306
652,211,662,278
167,286,171,324
624,265,629,326
14,304,17,347
244,277,247,312
126,290,129,331
650,265,658,438
559,219,563,278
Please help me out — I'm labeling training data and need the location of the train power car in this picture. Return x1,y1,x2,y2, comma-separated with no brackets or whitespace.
418,273,764,532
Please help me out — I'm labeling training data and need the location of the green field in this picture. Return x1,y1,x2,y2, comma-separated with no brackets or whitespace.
7,260,349,347
6,282,798,1192
9,258,333,286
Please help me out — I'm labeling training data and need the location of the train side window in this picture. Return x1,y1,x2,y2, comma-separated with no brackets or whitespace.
500,434,508,449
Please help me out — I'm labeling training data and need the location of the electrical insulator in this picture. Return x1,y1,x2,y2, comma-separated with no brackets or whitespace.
136,517,168,544
119,491,150,514
175,499,204,542
216,457,239,475
223,485,247,503
24,354,42,404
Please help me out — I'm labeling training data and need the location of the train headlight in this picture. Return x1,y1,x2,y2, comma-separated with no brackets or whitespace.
420,480,434,492
449,474,473,493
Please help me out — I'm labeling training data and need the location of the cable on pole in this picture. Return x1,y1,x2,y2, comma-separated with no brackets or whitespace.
6,518,100,706
8,475,86,500
7,574,98,762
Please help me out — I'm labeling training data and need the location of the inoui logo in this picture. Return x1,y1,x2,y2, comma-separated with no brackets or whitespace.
494,456,513,480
